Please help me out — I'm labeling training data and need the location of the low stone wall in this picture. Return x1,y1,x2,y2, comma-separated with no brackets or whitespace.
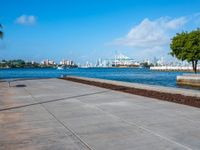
177,74,200,87
61,76,200,108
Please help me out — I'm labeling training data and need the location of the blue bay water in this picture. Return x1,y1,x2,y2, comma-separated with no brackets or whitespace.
0,68,189,89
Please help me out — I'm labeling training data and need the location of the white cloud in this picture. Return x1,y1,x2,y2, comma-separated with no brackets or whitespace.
163,17,187,29
193,13,200,25
15,15,37,25
112,16,188,48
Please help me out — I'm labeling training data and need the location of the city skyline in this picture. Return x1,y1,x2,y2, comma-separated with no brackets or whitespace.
0,0,200,63
0,53,193,68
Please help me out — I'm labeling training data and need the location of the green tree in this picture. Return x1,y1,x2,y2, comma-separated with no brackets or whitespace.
170,29,200,73
0,24,3,39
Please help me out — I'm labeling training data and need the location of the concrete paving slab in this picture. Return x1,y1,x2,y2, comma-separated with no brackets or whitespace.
0,105,90,150
1,78,200,150
66,76,200,97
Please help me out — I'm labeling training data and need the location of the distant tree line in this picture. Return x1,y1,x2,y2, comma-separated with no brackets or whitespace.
0,59,42,68
140,62,154,68
0,59,78,68
0,59,61,68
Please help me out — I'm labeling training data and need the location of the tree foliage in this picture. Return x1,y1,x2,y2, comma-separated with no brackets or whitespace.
170,28,200,73
0,60,40,68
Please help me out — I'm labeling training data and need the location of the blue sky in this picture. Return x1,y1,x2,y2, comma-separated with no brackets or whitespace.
0,0,200,64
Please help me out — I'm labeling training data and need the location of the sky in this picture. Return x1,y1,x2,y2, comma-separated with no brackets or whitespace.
0,0,200,64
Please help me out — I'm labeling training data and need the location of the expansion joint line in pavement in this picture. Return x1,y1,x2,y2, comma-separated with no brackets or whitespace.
42,104,94,150
0,90,110,112
22,86,94,150
84,102,193,150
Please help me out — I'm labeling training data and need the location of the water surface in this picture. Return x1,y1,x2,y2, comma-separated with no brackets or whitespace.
1,68,199,90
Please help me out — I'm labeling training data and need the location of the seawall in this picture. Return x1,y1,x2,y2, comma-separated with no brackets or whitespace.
177,74,200,87
61,76,200,108
150,66,200,72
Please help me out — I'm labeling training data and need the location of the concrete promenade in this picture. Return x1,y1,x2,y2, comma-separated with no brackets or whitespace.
65,76,200,98
1,78,200,150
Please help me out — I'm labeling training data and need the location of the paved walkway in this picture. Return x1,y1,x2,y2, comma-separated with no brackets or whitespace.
0,78,200,150
66,76,200,97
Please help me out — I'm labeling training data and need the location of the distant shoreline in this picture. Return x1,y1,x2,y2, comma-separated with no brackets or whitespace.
1,67,200,73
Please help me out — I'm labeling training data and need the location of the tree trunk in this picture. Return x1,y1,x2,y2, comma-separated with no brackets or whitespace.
0,24,3,39
192,60,198,74
192,60,195,73
195,60,198,74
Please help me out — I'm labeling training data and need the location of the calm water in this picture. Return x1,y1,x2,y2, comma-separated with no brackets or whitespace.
0,68,189,89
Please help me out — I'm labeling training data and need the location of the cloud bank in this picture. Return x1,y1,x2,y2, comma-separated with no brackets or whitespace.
112,17,187,49
15,15,37,25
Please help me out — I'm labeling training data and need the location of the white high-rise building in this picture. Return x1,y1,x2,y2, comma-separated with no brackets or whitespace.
60,59,74,66
41,59,55,65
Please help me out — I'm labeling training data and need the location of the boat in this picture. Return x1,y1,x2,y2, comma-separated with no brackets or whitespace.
57,66,64,70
